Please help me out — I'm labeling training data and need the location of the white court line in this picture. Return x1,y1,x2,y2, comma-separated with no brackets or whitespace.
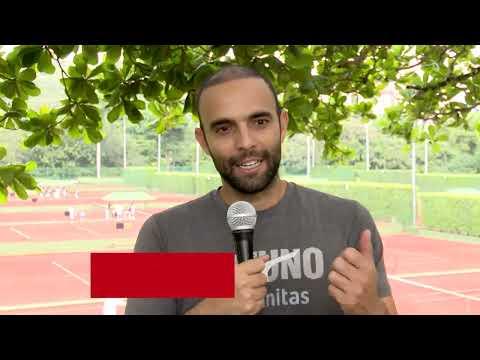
413,289,480,303
9,227,31,240
394,268,480,278
52,261,90,287
0,299,104,312
388,275,480,302
74,225,101,236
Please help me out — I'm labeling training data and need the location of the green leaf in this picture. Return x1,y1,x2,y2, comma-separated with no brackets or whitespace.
17,172,37,190
18,68,36,81
81,104,101,123
431,142,442,154
211,45,231,58
0,185,7,204
45,131,53,145
148,102,163,118
87,64,105,79
51,45,75,59
133,100,146,110
19,46,43,68
401,143,411,154
70,79,87,99
411,127,419,140
73,54,88,76
13,178,28,200
106,46,122,64
86,127,103,143
0,146,6,160
25,160,37,172
20,81,41,96
52,133,63,145
12,98,27,111
287,97,313,119
83,45,98,65
142,81,163,100
124,100,143,123
86,83,99,103
436,133,449,142
38,51,56,74
193,64,217,89
0,57,12,76
68,126,83,139
1,80,17,98
24,131,44,148
0,97,10,111
107,104,123,123
166,86,184,101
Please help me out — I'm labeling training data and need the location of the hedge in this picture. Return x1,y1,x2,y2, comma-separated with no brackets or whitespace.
419,192,480,237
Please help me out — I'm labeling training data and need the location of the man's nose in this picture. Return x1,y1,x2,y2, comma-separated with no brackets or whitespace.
234,124,256,151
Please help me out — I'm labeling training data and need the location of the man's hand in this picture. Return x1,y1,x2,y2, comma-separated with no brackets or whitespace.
327,230,387,315
185,255,269,315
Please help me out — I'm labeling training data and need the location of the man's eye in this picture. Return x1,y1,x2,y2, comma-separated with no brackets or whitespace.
216,126,230,134
256,119,269,126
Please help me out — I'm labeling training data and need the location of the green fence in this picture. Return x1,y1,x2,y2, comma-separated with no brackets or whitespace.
419,192,480,237
311,166,480,192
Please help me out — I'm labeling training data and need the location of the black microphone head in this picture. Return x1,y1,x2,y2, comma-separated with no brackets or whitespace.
226,201,257,231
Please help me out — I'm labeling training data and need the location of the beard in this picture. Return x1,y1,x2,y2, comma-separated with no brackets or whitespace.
210,142,282,194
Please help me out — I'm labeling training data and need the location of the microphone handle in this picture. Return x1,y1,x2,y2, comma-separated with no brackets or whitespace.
233,229,253,263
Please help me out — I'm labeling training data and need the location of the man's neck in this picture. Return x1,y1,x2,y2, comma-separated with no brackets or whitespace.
219,176,288,211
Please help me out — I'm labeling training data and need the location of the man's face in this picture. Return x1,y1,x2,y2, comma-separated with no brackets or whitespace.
196,77,288,194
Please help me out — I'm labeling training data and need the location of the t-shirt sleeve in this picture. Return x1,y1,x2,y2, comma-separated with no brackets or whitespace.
124,215,178,315
348,202,392,299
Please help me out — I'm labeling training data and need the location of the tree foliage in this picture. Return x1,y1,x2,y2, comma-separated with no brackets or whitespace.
2,45,480,201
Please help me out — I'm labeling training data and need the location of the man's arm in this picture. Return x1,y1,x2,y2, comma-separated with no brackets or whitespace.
328,202,398,315
381,296,398,315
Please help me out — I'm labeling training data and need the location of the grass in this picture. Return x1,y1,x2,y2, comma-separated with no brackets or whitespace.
77,177,126,185
377,222,405,235
0,238,136,256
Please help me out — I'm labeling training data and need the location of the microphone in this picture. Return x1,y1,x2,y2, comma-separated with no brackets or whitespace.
226,201,257,263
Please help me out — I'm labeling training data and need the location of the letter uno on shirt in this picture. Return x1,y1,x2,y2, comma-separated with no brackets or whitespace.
254,247,324,282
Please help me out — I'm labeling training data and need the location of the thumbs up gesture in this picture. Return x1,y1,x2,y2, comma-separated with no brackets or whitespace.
327,229,387,315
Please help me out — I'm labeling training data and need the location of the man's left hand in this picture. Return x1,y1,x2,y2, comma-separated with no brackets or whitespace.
327,229,386,315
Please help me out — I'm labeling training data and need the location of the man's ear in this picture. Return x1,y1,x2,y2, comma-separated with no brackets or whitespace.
279,110,289,143
195,127,211,156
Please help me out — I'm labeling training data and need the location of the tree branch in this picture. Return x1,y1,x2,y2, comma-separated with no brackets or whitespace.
424,102,480,122
406,66,480,91
45,46,74,105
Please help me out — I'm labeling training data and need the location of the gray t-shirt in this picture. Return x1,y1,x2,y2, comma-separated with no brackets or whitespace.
125,181,391,315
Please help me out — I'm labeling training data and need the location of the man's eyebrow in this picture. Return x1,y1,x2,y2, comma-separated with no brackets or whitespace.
249,111,273,119
208,111,273,130
209,118,233,130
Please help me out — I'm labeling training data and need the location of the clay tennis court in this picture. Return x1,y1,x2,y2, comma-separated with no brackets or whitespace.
1,185,479,315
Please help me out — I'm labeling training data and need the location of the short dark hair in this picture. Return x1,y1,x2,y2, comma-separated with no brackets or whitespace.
194,65,282,127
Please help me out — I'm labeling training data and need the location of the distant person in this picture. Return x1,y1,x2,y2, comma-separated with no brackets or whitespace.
127,202,136,220
114,205,123,222
68,207,75,221
105,202,112,220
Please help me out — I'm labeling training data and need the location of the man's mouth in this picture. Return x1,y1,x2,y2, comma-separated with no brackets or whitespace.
237,159,263,170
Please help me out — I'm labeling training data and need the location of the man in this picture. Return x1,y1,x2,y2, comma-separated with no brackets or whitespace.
125,65,397,315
